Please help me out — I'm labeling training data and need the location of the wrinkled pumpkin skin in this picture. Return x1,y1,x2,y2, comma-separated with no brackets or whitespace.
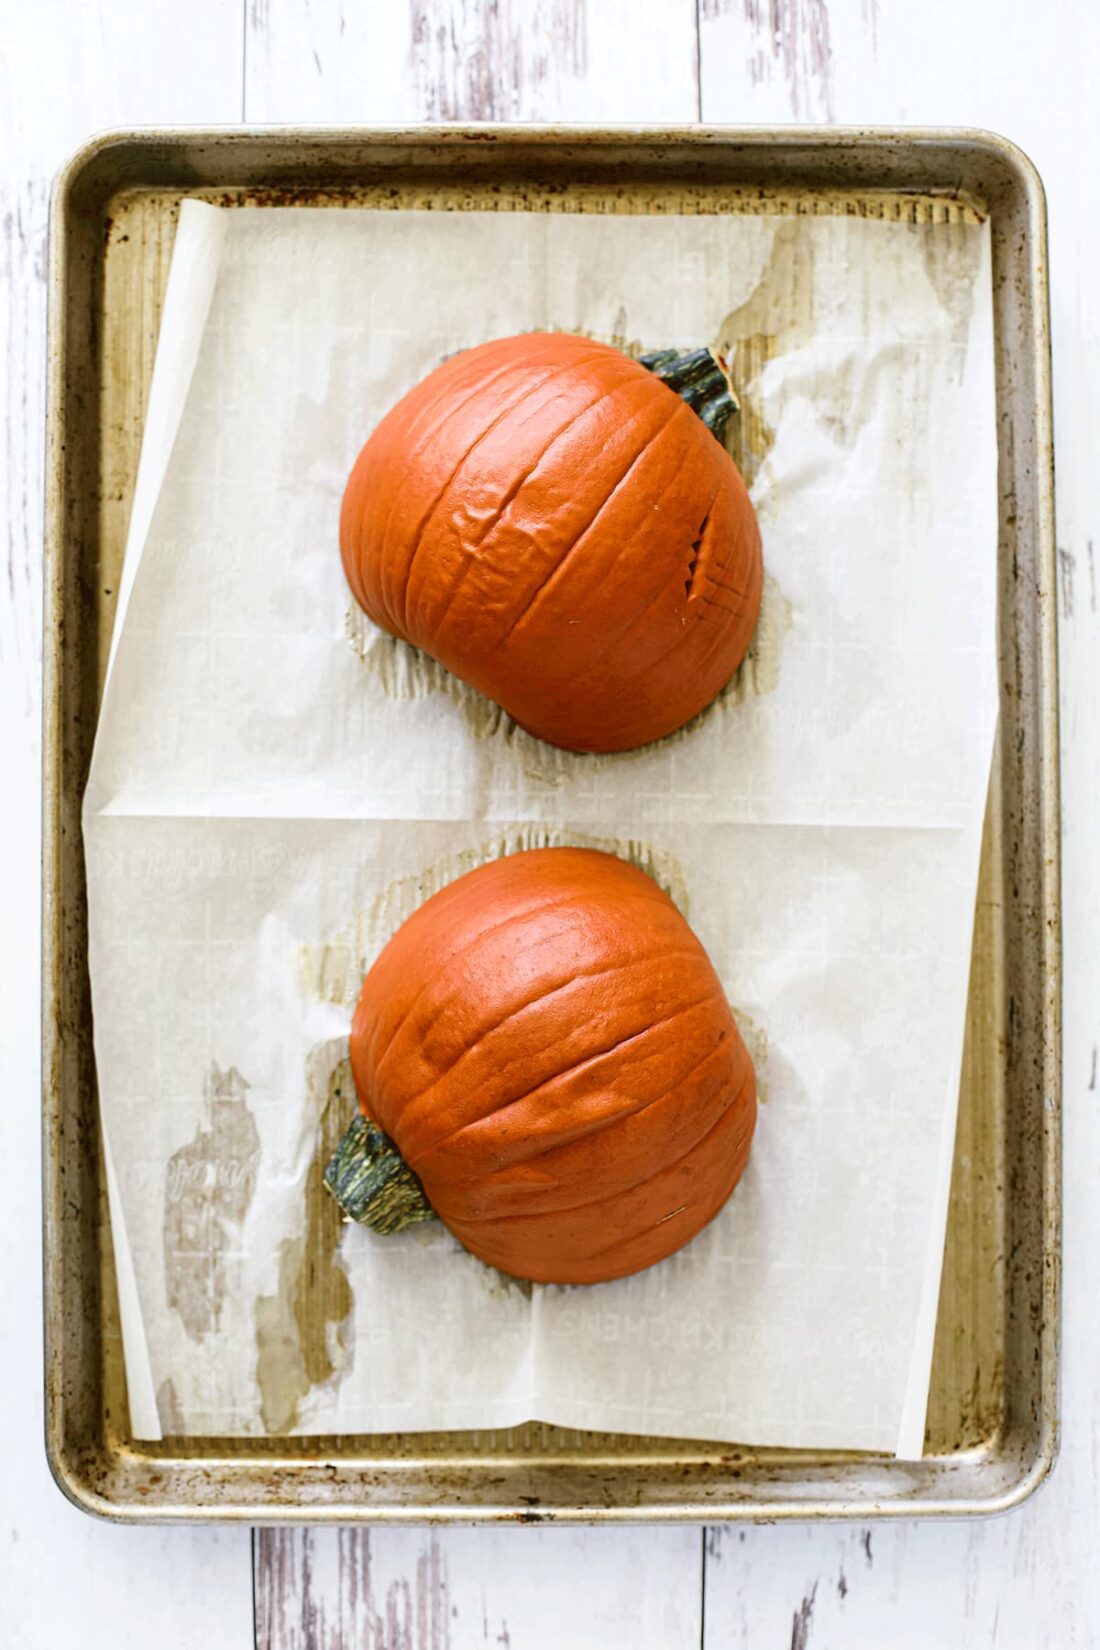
349,847,756,1283
340,333,763,753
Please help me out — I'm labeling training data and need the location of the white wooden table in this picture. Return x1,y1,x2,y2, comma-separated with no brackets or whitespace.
2,3,1095,1644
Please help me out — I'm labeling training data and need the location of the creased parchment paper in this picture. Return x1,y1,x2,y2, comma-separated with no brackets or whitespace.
84,198,997,1455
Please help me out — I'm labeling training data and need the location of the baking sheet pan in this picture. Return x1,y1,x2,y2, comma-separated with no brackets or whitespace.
43,125,1059,1521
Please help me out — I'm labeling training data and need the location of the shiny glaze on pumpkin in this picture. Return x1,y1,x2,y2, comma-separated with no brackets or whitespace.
340,333,763,753
349,847,756,1283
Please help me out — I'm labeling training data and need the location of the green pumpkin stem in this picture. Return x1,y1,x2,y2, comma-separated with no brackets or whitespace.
639,347,740,443
323,1113,437,1234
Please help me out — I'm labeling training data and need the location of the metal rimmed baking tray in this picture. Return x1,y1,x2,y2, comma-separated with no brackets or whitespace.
43,125,1059,1522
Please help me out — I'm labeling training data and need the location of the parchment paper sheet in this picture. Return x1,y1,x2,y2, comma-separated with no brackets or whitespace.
84,199,997,1454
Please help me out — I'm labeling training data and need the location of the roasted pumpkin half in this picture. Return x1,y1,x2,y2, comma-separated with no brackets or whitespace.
325,847,756,1284
340,332,763,753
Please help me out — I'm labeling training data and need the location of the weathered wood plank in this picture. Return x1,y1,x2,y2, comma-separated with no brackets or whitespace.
699,1,1100,1641
256,1526,703,1650
699,0,839,122
244,0,698,122
0,3,254,1647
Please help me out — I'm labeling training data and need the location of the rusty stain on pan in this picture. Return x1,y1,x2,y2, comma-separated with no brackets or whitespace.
42,126,1058,1522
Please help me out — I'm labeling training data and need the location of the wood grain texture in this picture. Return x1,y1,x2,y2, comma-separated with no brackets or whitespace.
244,0,698,122
699,0,836,121
255,1526,703,1650
0,3,253,1647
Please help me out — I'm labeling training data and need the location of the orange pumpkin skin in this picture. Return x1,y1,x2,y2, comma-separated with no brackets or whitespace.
349,848,756,1284
340,333,763,753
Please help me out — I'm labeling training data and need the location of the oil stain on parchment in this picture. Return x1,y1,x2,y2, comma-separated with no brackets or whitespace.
163,1063,260,1343
918,208,983,381
298,829,692,1015
732,1005,770,1102
254,1040,354,1433
155,1377,184,1435
713,217,815,492
480,1260,533,1302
